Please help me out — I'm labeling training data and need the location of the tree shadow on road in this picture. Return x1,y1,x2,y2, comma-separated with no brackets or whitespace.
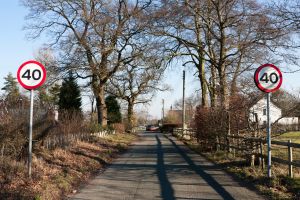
156,135,175,200
167,137,235,200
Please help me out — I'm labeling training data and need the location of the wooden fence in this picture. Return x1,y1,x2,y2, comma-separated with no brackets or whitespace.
173,128,300,178
42,129,116,149
173,128,197,140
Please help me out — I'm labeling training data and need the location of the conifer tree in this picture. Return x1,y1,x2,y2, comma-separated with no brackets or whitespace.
49,84,61,106
1,72,20,104
105,95,122,124
58,72,82,113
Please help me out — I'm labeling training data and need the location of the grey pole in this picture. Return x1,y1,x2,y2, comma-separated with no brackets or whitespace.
182,70,186,133
28,89,34,178
267,92,272,178
162,99,165,124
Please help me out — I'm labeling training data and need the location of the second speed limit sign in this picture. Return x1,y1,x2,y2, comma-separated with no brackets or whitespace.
17,60,47,90
254,63,282,93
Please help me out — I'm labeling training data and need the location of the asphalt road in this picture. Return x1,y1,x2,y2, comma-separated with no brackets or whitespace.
70,132,265,200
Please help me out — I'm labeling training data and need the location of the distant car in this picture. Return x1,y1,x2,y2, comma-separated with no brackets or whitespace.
146,125,159,131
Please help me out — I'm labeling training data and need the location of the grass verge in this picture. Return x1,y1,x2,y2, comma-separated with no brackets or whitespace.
0,133,137,200
183,140,300,200
276,132,300,144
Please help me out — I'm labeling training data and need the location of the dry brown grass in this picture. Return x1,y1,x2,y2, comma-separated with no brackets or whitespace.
185,141,300,200
0,105,137,199
0,133,137,200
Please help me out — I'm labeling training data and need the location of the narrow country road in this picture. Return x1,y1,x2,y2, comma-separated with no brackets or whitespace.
70,132,265,200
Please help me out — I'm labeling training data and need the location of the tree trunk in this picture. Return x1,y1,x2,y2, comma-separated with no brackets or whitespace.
90,96,95,122
194,10,208,108
218,68,229,109
199,77,208,107
230,78,238,97
209,65,217,107
95,86,107,127
198,60,208,107
127,101,134,132
230,54,243,97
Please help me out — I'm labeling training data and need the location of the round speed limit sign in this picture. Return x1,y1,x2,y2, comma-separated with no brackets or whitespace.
17,60,47,90
254,63,282,93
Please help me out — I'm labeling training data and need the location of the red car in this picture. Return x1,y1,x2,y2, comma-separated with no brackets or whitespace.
146,125,159,131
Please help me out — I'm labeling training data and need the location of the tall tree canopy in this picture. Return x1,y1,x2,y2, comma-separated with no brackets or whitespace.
152,0,294,108
22,0,154,127
107,43,167,131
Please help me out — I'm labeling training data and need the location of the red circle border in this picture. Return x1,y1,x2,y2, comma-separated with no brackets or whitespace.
254,63,282,93
17,60,47,90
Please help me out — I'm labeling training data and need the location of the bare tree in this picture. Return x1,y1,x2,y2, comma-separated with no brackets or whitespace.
22,0,152,126
173,93,199,110
152,0,291,109
172,93,199,126
107,45,168,131
34,47,60,86
270,0,300,31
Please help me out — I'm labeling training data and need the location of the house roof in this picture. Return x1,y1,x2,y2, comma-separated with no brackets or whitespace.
168,109,182,115
249,96,282,110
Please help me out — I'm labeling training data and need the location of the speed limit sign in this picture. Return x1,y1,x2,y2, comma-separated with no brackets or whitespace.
254,63,283,178
254,63,282,93
17,60,47,90
16,60,46,178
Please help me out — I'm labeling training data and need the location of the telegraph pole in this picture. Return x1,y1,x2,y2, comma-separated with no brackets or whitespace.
182,70,186,131
162,99,165,125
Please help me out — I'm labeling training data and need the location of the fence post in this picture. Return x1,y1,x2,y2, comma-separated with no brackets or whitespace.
288,140,293,178
237,136,240,154
216,136,220,151
259,140,264,169
1,144,5,157
250,138,255,166
232,135,236,157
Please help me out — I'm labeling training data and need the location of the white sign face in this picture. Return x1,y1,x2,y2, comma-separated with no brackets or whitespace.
254,64,282,93
17,60,47,90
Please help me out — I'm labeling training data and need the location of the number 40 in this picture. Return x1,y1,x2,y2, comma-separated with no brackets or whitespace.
22,69,42,80
260,72,279,84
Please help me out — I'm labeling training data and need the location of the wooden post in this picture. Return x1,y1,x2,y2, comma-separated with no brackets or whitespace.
216,136,220,151
237,137,240,154
259,141,264,169
233,135,236,158
288,140,293,178
227,111,231,153
250,138,255,166
1,144,4,157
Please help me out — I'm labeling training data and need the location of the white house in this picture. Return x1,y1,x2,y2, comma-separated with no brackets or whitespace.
249,97,298,126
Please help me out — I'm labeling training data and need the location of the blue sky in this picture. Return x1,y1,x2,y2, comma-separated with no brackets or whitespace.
0,1,43,89
0,0,197,118
1,1,300,119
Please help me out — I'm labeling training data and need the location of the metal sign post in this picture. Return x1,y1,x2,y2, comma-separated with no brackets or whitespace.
28,90,34,177
266,92,271,177
17,60,46,178
254,63,282,178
